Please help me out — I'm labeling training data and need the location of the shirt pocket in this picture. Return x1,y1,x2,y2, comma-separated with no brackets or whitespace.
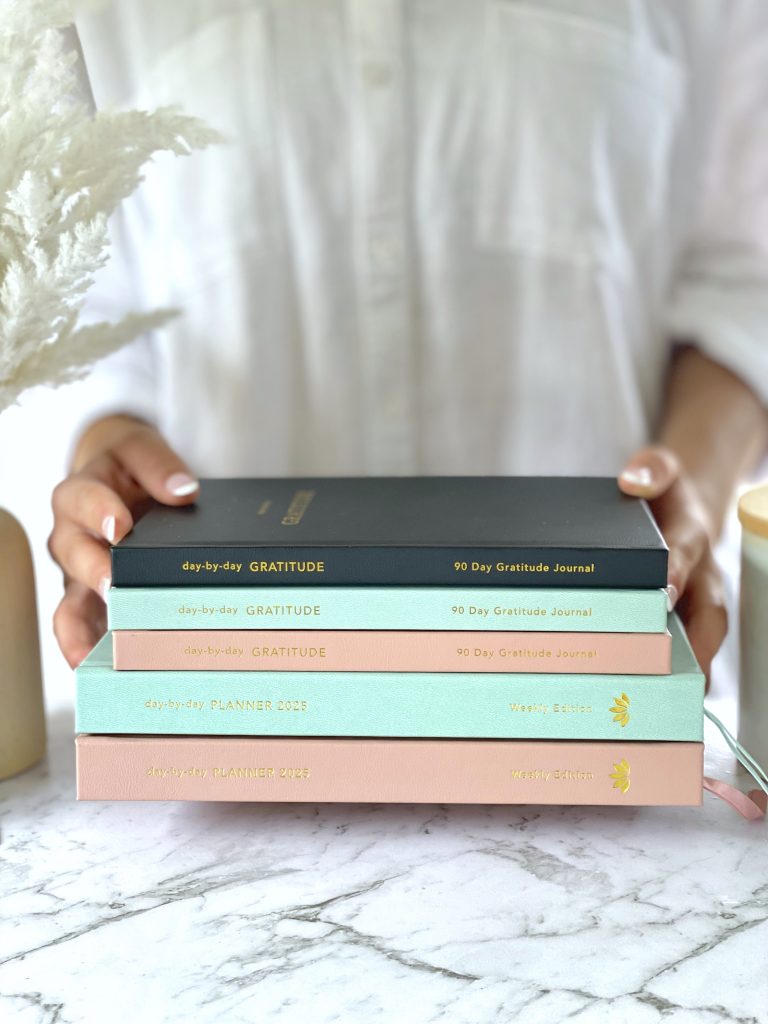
130,7,282,292
474,3,686,276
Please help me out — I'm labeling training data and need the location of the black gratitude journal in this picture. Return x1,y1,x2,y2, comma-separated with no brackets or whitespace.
110,477,668,588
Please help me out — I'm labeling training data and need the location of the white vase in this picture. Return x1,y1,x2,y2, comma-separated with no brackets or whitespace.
0,506,46,779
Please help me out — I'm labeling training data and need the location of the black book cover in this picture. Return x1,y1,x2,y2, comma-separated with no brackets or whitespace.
110,477,668,588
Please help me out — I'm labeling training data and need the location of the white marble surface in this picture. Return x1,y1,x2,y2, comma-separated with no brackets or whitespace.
1,674,767,1024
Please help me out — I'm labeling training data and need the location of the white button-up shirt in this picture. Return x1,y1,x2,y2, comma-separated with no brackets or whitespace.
69,0,768,476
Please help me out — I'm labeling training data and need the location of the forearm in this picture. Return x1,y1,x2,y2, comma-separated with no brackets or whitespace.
655,345,768,538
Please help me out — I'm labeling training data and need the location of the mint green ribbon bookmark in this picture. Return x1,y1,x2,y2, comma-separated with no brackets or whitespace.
703,708,768,821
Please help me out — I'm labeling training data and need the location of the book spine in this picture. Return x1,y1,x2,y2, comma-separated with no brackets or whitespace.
110,545,668,588
107,586,669,633
75,667,703,740
75,735,704,805
112,629,672,674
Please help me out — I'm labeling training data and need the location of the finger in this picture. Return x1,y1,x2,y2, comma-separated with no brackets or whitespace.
675,554,728,685
51,476,134,544
649,482,711,609
112,425,200,505
666,535,708,612
48,522,111,597
53,581,108,669
618,445,681,499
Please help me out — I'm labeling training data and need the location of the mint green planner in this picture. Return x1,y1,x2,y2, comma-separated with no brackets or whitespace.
77,615,702,740
108,585,668,632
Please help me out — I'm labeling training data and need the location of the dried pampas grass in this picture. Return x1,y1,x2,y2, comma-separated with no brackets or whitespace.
0,0,220,412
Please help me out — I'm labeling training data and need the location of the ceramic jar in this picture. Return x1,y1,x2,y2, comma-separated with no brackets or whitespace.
0,507,46,779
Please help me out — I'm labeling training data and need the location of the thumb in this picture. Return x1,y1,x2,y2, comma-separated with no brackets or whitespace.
112,424,200,506
618,445,681,499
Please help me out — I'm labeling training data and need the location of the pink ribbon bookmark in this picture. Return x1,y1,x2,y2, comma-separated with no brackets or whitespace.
703,777,767,820
703,709,768,821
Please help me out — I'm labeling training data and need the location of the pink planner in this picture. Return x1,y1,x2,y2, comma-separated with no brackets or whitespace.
112,629,672,674
76,735,703,805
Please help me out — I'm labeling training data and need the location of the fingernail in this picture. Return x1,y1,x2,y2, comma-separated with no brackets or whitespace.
165,472,199,497
98,576,111,602
620,467,653,488
666,584,679,612
101,515,116,544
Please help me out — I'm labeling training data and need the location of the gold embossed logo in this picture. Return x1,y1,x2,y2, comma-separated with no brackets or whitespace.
610,693,631,728
281,490,315,526
609,759,631,794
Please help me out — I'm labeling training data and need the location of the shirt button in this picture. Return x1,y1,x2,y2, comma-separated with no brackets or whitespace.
362,61,393,89
368,226,401,275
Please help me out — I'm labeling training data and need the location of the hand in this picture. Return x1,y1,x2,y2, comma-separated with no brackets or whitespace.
618,445,728,681
48,415,199,668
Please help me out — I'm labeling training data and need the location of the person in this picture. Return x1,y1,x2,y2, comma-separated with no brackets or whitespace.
48,0,768,673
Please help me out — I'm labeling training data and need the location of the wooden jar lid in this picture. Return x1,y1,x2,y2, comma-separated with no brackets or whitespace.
739,484,768,538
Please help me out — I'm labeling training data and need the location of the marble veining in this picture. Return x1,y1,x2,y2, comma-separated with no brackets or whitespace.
1,678,767,1024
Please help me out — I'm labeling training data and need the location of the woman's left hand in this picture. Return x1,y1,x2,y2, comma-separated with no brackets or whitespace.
618,445,728,681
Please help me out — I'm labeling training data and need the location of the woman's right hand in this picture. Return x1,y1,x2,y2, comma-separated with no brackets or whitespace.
48,415,199,668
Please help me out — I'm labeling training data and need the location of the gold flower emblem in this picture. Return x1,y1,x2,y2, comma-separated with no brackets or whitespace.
610,693,631,727
610,758,631,794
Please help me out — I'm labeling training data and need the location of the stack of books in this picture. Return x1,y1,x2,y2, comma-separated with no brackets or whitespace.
75,477,705,806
